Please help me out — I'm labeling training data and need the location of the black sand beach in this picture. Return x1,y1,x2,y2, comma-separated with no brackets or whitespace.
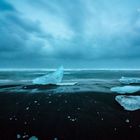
0,91,140,140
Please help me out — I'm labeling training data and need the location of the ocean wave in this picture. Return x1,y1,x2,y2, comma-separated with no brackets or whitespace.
0,79,13,83
0,79,31,85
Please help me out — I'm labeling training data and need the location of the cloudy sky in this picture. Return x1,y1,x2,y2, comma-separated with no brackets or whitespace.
0,0,140,69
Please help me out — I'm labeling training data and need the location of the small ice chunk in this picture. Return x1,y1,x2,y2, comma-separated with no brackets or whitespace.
64,100,68,103
71,119,75,122
77,107,80,110
34,101,38,103
119,77,140,84
97,112,100,115
33,66,64,85
70,118,77,122
115,95,140,111
125,119,130,123
17,134,21,139
26,107,29,110
28,136,38,140
111,86,140,94
23,135,29,138
9,117,12,120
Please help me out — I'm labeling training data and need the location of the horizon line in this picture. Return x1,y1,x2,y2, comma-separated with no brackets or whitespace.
0,68,140,71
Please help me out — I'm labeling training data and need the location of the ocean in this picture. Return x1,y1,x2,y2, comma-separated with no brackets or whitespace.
0,70,140,140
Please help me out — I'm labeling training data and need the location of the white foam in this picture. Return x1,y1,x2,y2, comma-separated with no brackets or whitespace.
119,77,140,84
56,82,77,86
115,95,140,111
111,86,140,94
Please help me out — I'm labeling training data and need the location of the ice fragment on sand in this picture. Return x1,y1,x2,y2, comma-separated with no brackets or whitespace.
115,95,140,111
48,101,52,104
119,77,140,84
26,107,29,110
17,134,21,139
23,135,29,138
28,136,38,140
125,119,130,123
111,86,140,94
9,117,12,120
34,101,38,103
33,66,64,85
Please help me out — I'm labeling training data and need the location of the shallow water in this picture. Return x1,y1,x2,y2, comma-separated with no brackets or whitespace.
0,70,140,140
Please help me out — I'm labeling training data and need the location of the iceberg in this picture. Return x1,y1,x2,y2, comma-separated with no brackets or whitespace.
119,77,140,84
115,95,140,111
111,86,140,94
33,66,64,85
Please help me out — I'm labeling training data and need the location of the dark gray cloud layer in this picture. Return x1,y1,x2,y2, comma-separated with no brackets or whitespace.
0,0,140,68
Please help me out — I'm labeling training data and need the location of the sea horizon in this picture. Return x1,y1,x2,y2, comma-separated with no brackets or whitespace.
0,68,140,71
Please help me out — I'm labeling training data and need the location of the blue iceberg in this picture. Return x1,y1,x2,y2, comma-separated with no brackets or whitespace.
111,86,140,94
33,66,64,85
115,95,140,111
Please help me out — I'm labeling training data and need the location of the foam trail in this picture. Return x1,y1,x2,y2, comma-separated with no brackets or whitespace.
56,82,77,86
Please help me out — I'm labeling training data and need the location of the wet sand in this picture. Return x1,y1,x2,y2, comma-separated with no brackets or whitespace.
0,92,140,140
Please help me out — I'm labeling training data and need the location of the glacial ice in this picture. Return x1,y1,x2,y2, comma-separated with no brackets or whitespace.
33,66,64,85
111,86,140,94
119,77,140,84
115,95,140,111
17,134,21,139
28,136,38,140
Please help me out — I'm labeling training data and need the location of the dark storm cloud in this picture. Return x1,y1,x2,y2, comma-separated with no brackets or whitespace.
0,0,140,68
0,0,52,67
0,0,15,11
